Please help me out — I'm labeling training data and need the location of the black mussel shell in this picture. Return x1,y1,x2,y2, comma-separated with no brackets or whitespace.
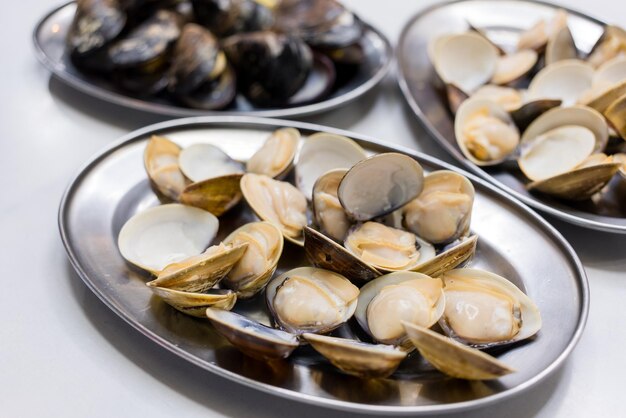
168,23,225,96
285,52,336,107
223,31,312,105
192,0,273,38
114,69,170,95
67,0,126,62
318,42,365,66
274,0,363,49
108,9,182,72
175,65,237,110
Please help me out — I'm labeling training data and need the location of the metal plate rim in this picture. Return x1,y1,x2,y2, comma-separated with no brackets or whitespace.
33,1,393,119
58,115,589,415
396,0,626,234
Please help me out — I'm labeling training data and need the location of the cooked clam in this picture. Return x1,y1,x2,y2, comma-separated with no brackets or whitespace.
355,272,445,349
296,133,366,200
149,287,236,317
266,267,359,335
439,268,541,348
337,153,424,221
303,333,407,378
403,322,515,380
222,222,284,298
526,60,594,106
146,242,248,292
527,162,621,200
144,135,188,201
179,143,244,183
491,50,538,86
312,169,351,242
247,128,300,179
517,9,568,52
206,308,299,361
471,85,523,112
545,25,577,65
454,98,520,166
117,203,219,274
403,170,474,244
240,174,308,246
179,173,244,216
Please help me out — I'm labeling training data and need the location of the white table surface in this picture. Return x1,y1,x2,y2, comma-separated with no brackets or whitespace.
4,0,626,416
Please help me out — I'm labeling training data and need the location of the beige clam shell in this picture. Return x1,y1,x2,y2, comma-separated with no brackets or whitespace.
144,135,188,201
149,287,236,317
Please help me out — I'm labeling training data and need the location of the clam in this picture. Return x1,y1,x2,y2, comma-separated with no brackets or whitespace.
303,333,407,378
240,173,308,246
146,242,248,292
581,56,626,113
403,170,474,245
246,128,300,179
604,93,626,139
206,308,299,361
312,169,351,242
337,153,424,221
355,271,445,349
454,98,520,166
149,287,236,317
191,0,274,38
344,222,435,272
179,173,244,216
222,31,313,105
432,32,499,94
67,0,126,70
439,268,542,348
179,143,244,183
491,50,538,86
526,60,594,106
296,133,366,200
221,222,284,298
143,135,188,201
586,25,626,68
117,203,219,274
403,322,515,380
265,267,359,335
516,9,568,53
545,25,577,65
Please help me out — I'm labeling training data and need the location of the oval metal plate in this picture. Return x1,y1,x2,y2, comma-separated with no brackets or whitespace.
33,2,392,118
58,116,587,415
397,0,626,233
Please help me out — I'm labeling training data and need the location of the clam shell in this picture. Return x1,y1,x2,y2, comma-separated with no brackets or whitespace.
179,173,243,216
303,334,406,379
144,135,188,201
311,169,351,242
491,50,538,86
413,235,478,278
604,93,626,139
179,143,244,183
527,59,593,106
247,128,300,179
149,287,236,317
545,25,577,65
403,322,515,380
206,308,299,361
527,162,621,200
337,153,424,221
117,203,219,275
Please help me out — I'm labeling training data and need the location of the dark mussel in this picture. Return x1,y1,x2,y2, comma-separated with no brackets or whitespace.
192,0,274,38
168,24,236,109
67,0,127,71
222,31,313,106
273,0,363,49
108,9,183,93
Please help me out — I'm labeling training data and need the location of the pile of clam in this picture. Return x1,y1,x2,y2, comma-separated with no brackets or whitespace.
430,10,626,201
67,0,367,109
117,127,541,381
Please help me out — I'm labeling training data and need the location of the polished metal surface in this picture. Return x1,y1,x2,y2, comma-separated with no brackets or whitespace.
33,2,392,118
58,116,587,415
397,0,626,233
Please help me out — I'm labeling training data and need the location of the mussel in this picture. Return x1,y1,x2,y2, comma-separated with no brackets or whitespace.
192,0,274,38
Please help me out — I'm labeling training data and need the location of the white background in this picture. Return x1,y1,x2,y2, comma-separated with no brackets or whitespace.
3,0,626,416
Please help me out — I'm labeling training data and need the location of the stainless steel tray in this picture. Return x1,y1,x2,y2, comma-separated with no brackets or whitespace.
397,0,626,233
33,2,392,118
58,116,588,415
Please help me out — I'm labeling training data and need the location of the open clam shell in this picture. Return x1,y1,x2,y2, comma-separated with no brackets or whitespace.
403,170,474,245
179,143,244,183
265,267,359,335
454,98,520,166
312,169,351,242
586,25,626,68
303,333,407,379
221,221,284,298
526,59,594,106
147,242,248,292
149,287,236,317
432,32,498,94
206,308,299,361
117,203,219,275
355,271,445,349
412,235,478,278
295,133,366,200
491,50,538,86
545,25,577,66
403,322,515,380
527,162,621,200
516,9,568,53
337,153,424,221
240,173,308,246
144,135,188,201
439,268,541,348
604,93,626,139
247,128,300,179
179,173,243,216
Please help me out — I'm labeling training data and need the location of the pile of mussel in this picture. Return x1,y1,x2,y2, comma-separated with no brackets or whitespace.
117,127,542,380
429,10,626,201
67,0,368,109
